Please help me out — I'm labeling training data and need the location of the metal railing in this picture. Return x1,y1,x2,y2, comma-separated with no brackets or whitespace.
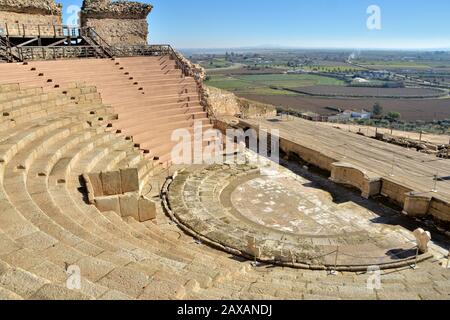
0,23,197,72
79,27,114,58
1,25,208,115
0,35,22,62
17,46,101,61
109,44,194,78
0,23,82,38
0,24,116,60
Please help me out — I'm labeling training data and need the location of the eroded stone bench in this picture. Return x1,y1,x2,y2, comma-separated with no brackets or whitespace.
82,168,156,222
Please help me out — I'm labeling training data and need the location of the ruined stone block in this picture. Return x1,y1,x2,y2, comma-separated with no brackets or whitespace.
120,168,139,194
413,228,431,253
119,192,139,220
101,170,122,196
82,174,95,204
0,1,63,37
403,192,432,217
88,172,103,197
138,197,156,222
95,195,120,214
80,0,153,46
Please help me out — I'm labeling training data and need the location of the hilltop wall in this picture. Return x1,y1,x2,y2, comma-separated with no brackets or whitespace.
0,0,62,36
205,86,277,119
80,0,153,46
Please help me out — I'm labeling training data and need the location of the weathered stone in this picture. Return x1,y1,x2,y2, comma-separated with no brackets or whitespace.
119,192,139,220
95,195,120,214
403,192,432,217
0,268,49,299
101,170,122,196
138,197,156,222
0,0,62,15
413,228,431,253
80,0,152,46
82,174,95,204
88,172,103,197
246,236,261,259
205,86,240,117
120,168,139,194
204,86,276,119
29,284,92,300
0,0,62,37
98,267,149,298
76,256,116,283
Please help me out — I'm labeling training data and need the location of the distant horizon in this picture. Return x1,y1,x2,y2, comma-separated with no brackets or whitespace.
178,46,450,53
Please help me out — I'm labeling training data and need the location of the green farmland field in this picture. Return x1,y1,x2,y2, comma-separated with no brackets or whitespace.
205,73,345,95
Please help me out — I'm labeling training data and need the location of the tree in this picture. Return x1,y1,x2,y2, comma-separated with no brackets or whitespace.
372,102,383,117
387,111,401,121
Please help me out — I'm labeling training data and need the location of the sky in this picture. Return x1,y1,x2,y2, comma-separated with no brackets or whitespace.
60,0,450,50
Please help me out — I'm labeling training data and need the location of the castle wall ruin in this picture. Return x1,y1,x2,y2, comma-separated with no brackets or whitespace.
0,0,62,37
205,86,277,119
80,0,152,46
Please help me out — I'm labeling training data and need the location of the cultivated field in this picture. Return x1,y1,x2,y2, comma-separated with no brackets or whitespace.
207,67,286,75
240,94,450,121
201,50,450,122
289,85,448,98
205,73,345,95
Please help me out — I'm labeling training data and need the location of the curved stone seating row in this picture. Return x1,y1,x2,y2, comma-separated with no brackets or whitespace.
0,84,126,298
0,56,211,167
0,80,448,299
0,84,184,298
164,164,433,271
0,83,268,299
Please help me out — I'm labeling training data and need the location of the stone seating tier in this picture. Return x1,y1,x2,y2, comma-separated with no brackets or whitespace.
0,68,448,299
0,56,212,167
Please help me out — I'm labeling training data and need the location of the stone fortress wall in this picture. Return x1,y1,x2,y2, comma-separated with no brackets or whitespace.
0,0,62,36
0,0,152,45
80,0,153,46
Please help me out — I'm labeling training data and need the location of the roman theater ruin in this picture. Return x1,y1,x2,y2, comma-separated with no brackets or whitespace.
0,0,449,300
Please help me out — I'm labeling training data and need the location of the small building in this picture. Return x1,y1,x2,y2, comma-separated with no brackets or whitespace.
328,109,372,122
356,70,391,80
351,110,372,119
300,112,328,122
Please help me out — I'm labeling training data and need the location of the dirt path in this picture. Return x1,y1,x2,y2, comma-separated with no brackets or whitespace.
322,122,450,145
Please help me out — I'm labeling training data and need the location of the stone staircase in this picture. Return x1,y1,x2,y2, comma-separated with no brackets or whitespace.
0,56,212,168
0,75,448,300
0,82,250,299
